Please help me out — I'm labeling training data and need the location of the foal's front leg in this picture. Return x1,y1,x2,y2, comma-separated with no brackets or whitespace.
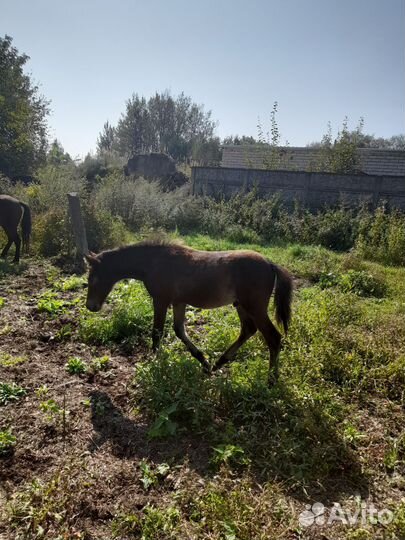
212,305,257,372
151,298,168,351
173,303,211,374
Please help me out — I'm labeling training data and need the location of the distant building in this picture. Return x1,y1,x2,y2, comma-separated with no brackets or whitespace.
221,145,405,177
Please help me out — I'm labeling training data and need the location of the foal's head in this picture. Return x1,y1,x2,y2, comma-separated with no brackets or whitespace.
85,252,114,312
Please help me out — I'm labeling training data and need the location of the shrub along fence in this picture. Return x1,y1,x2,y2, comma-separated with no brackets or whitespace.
191,167,405,211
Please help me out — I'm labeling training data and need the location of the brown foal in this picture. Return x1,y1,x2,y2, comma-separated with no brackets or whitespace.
85,240,293,384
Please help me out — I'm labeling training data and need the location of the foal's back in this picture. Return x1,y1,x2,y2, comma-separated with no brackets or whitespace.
147,244,275,309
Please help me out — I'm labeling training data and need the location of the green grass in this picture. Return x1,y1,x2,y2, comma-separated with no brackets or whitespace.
0,353,27,367
4,234,402,538
37,291,68,316
79,280,153,348
54,275,86,292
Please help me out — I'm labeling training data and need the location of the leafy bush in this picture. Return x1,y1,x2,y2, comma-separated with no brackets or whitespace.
37,291,67,316
90,355,110,372
338,270,387,297
0,382,26,405
308,207,358,250
32,209,71,257
83,203,129,252
319,270,387,298
14,164,84,214
94,174,197,233
210,444,250,470
356,207,405,265
65,357,87,375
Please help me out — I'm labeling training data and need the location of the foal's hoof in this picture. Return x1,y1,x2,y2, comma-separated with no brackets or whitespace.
201,362,212,376
267,374,279,388
212,355,228,373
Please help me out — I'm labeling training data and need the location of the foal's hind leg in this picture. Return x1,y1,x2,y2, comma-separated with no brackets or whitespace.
213,305,257,372
250,309,282,386
1,228,21,263
173,303,211,374
13,234,21,263
151,298,168,351
1,228,15,260
1,236,13,259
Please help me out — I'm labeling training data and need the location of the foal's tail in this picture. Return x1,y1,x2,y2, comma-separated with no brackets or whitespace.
20,202,32,252
273,265,293,334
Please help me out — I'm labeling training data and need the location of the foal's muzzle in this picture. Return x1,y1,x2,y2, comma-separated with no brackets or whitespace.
86,301,101,312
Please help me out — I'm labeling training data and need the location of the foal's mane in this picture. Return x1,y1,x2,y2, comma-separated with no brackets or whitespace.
98,236,186,261
135,236,181,248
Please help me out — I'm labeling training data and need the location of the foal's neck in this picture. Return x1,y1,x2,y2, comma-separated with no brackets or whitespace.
102,245,154,282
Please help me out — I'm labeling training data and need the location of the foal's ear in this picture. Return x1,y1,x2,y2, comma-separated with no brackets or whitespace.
84,253,100,267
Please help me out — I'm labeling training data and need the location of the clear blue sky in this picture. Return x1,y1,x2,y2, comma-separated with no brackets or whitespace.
2,0,404,158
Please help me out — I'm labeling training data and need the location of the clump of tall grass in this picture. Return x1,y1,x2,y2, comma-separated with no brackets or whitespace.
356,207,405,266
94,173,199,232
79,280,153,349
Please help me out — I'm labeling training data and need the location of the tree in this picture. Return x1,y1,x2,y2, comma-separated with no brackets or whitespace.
115,94,152,157
314,118,363,174
354,133,405,150
102,91,217,162
222,135,258,145
0,35,49,178
96,121,116,153
308,126,405,151
47,139,72,166
191,137,222,165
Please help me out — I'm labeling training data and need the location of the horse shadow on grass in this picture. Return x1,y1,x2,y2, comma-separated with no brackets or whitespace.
88,390,212,472
88,379,369,505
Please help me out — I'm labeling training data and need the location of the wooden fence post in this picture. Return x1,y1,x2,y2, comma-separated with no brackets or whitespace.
67,193,88,267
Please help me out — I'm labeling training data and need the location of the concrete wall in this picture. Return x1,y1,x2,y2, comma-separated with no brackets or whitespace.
191,166,405,210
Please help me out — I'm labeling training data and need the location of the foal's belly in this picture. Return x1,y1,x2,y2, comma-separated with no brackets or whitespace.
177,288,236,309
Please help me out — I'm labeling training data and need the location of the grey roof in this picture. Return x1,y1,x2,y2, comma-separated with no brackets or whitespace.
221,145,405,176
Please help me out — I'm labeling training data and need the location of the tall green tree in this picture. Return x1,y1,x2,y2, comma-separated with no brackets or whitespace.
103,91,216,162
314,118,363,174
96,121,116,153
0,35,49,178
47,139,72,166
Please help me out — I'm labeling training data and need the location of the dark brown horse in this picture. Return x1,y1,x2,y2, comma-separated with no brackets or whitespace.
85,240,293,384
0,195,32,263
